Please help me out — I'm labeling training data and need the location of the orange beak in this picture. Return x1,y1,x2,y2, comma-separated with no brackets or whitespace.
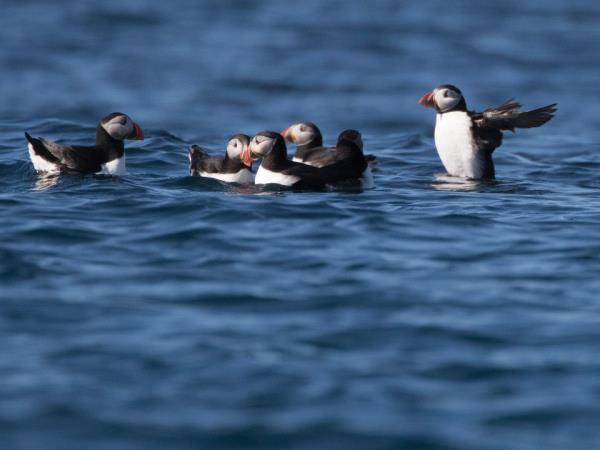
133,123,144,140
418,91,435,108
241,144,253,168
281,127,291,142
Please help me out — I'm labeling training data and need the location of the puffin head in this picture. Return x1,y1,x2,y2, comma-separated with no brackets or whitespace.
100,112,144,141
226,134,252,167
243,131,284,164
337,129,363,150
281,122,322,147
419,85,466,113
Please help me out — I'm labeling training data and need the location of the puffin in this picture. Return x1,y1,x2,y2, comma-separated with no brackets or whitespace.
419,85,557,179
188,134,254,184
282,121,377,167
25,112,143,176
242,130,369,189
325,129,373,187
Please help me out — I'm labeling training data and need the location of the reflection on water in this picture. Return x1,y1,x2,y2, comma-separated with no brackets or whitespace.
32,173,60,191
430,173,493,191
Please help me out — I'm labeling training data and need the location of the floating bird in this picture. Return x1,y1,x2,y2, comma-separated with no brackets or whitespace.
243,130,370,189
25,112,143,175
282,121,377,167
419,85,557,179
189,134,254,184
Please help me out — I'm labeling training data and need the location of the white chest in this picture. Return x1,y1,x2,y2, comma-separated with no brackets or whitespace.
200,169,255,184
255,165,300,186
434,112,482,179
99,155,126,176
361,166,375,189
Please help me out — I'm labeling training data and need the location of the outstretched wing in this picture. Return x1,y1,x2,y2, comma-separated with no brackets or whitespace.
470,100,557,154
472,100,557,132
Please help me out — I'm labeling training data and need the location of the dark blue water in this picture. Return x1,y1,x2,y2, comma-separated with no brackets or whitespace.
2,1,600,449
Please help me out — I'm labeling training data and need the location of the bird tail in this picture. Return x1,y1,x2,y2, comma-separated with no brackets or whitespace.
24,132,37,145
188,144,208,175
25,131,58,162
189,144,208,156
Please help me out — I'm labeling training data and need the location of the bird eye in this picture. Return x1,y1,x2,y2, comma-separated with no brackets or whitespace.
119,116,127,125
300,126,306,132
443,90,450,98
234,141,238,147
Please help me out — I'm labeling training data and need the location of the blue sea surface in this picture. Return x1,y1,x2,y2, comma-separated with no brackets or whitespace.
1,1,600,449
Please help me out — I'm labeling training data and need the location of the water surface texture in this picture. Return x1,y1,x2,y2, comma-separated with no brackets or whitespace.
2,1,600,449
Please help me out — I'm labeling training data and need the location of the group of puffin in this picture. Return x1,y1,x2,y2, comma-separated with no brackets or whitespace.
189,125,375,189
25,85,557,187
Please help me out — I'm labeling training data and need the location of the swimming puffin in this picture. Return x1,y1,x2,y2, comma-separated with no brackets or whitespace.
282,121,377,167
25,112,144,176
242,130,369,189
326,129,373,187
419,85,557,179
188,134,254,184
281,122,327,164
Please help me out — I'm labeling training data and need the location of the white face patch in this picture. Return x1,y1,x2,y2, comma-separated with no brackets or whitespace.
434,88,463,113
290,123,317,146
226,138,244,159
101,115,134,140
250,136,274,158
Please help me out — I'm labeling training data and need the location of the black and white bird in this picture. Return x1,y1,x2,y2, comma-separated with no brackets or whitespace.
326,129,373,188
419,85,557,179
244,130,370,189
25,112,144,176
188,134,254,184
282,121,377,167
281,122,328,164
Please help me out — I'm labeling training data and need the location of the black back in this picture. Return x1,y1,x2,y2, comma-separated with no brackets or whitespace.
189,144,247,176
25,124,124,174
317,131,368,182
292,123,326,161
259,131,368,189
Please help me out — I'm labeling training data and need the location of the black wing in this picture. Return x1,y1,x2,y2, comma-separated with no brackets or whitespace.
189,145,225,174
282,144,367,188
280,161,328,189
318,143,367,183
303,146,377,169
472,100,557,132
470,100,557,154
302,147,347,168
26,132,106,173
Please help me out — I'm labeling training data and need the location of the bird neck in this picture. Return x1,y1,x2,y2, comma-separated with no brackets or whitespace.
439,98,468,114
295,135,323,158
262,139,289,169
96,125,125,158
